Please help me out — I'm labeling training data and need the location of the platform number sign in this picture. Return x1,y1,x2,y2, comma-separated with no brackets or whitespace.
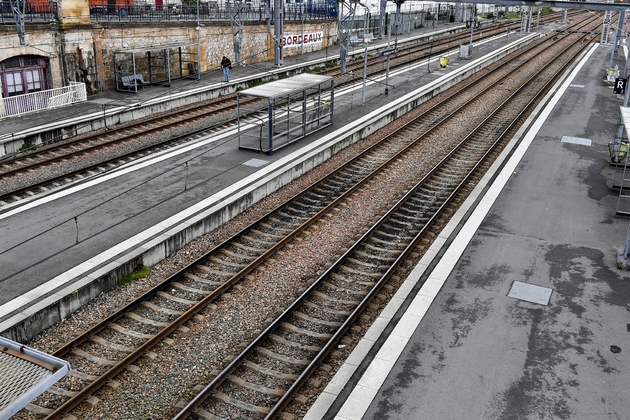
614,78,627,95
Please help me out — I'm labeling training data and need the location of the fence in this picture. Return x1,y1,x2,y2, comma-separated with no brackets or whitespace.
0,82,87,119
0,1,58,23
89,2,337,22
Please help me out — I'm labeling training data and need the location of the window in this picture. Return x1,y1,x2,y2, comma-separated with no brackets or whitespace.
0,55,49,98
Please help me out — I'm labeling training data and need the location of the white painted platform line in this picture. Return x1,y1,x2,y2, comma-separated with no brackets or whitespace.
0,36,538,328
303,43,599,420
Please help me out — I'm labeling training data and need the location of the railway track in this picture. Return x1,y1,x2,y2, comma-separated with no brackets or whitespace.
14,15,599,419
172,27,599,420
0,10,581,207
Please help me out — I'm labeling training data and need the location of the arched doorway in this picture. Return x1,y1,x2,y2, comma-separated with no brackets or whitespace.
0,55,50,98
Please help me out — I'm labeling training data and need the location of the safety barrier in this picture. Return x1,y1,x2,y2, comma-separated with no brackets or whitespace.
0,81,87,119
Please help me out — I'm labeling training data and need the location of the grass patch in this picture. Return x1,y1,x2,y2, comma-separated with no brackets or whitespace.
118,265,151,286
19,142,36,152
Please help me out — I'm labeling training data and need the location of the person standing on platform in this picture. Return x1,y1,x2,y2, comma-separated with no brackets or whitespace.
221,56,232,82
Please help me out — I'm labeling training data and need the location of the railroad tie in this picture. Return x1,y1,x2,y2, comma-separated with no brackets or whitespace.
172,281,212,295
330,273,375,287
71,348,116,366
109,323,155,340
90,335,135,353
257,347,309,366
25,403,54,416
227,375,284,397
293,311,342,327
219,248,256,260
183,272,224,286
312,290,360,305
47,385,78,397
141,300,184,316
212,390,270,415
302,300,352,316
269,334,321,352
231,241,267,253
243,360,298,381
195,265,235,277
156,291,197,305
67,369,99,381
125,311,171,327
281,322,332,340
209,256,246,269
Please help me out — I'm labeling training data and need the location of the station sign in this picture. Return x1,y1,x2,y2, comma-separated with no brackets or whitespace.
614,78,627,95
381,48,398,57
282,32,323,48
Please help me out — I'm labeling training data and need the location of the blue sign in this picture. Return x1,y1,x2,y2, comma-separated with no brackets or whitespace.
380,48,397,57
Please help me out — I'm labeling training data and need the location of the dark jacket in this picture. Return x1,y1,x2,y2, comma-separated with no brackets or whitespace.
221,57,231,69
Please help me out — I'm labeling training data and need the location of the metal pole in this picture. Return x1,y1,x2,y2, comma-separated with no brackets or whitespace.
197,0,201,80
361,43,367,106
274,0,283,67
385,24,391,95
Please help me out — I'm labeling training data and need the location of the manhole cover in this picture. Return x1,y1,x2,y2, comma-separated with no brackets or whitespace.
507,281,553,306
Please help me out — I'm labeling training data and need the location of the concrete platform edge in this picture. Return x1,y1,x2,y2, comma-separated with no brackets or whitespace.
0,34,538,343
303,41,598,420
0,26,469,154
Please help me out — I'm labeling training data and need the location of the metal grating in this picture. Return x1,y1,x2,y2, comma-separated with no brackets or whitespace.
0,352,51,410
508,281,553,306
0,338,70,420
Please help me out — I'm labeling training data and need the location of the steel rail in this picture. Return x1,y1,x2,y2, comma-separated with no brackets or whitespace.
172,29,596,420
35,17,596,418
0,11,592,205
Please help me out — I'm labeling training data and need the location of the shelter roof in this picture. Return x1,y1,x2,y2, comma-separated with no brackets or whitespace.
114,42,197,54
240,73,334,99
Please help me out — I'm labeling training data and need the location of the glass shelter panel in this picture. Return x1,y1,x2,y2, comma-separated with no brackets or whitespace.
114,43,199,92
237,74,334,154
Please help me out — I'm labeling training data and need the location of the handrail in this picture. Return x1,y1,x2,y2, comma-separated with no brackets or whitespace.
0,82,87,120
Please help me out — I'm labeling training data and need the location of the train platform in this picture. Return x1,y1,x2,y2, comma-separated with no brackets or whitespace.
304,38,630,419
1,19,549,343
0,21,471,148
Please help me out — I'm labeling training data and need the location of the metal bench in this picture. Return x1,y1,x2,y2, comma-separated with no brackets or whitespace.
120,74,149,91
349,36,360,44
363,33,374,42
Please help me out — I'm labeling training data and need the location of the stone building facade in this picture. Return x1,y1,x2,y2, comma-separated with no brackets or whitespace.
0,0,337,97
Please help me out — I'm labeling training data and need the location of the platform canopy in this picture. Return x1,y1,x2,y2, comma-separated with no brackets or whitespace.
240,73,334,99
114,42,200,92
238,73,334,154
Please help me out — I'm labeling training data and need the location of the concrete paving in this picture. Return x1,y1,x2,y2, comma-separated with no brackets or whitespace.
305,40,630,420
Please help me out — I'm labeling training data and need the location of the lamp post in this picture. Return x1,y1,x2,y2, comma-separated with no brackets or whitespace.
196,0,201,80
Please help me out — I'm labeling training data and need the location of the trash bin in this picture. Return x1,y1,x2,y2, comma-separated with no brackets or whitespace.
439,57,449,68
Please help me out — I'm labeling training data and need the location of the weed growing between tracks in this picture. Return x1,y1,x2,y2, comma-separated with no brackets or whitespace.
118,265,152,286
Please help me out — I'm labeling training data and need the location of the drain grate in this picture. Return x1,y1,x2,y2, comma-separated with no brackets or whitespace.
507,281,553,305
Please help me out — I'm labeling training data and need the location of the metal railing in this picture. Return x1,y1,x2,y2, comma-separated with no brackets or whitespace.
0,82,87,119
0,2,58,23
88,3,337,22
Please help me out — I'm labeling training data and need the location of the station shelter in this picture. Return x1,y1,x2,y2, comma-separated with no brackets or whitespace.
114,42,200,92
237,73,334,154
